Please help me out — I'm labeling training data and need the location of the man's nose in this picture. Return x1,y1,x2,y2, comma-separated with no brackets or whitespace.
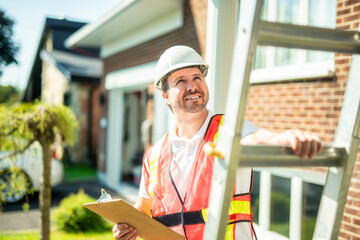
186,81,196,91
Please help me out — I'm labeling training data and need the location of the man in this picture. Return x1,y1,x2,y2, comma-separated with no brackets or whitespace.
113,46,322,240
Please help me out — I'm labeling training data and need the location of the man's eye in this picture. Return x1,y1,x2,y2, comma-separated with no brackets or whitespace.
176,80,184,85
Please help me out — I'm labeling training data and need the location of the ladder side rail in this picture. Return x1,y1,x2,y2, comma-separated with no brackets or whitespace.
258,21,360,54
313,54,360,240
238,145,346,167
203,0,264,239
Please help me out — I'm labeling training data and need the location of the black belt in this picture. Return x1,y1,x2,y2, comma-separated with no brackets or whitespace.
153,211,205,227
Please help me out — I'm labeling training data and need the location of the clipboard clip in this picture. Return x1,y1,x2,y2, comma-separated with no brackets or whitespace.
97,188,112,203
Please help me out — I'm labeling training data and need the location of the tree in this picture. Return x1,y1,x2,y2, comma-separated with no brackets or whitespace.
0,85,21,105
0,102,79,240
0,8,19,75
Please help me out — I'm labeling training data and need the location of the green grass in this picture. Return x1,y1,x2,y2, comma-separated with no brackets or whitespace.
0,230,114,240
64,165,97,182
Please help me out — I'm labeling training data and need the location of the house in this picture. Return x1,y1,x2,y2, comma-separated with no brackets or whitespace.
23,17,103,165
66,0,360,239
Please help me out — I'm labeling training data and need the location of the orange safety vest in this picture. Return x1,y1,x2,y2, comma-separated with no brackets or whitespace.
143,115,256,240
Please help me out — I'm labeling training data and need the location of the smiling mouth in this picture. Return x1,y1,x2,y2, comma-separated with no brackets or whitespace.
185,96,201,101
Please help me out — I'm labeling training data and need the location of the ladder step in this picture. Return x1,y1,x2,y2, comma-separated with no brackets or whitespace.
238,145,346,167
258,21,360,54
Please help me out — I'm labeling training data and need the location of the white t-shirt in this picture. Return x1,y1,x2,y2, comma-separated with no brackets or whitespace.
139,110,258,199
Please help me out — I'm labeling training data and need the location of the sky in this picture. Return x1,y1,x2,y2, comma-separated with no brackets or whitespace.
0,0,121,90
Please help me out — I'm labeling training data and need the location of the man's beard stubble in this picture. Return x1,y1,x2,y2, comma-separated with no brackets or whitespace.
181,89,209,113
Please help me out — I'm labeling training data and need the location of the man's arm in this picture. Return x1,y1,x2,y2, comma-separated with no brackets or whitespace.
134,196,152,215
112,197,152,240
241,128,322,159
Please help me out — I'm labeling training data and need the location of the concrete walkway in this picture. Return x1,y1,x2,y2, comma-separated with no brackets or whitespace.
0,209,40,231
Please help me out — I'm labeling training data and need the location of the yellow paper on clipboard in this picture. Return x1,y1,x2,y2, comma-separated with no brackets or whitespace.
83,199,185,240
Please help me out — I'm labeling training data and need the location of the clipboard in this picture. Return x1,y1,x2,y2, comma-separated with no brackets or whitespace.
83,199,185,240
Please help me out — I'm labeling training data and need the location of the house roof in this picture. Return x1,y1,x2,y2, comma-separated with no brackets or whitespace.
23,17,101,102
40,49,102,79
65,0,183,56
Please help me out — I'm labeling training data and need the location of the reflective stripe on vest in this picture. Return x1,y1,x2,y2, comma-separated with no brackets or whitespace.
148,135,165,198
201,200,251,223
213,115,224,142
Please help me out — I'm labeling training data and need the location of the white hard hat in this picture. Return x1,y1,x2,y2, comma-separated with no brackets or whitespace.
154,45,209,90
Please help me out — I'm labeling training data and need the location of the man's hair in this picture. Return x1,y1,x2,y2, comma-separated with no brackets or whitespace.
161,78,170,92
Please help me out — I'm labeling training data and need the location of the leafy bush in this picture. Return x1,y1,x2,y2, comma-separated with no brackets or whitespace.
52,189,110,233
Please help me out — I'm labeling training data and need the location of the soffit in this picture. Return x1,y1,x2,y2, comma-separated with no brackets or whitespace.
66,0,183,48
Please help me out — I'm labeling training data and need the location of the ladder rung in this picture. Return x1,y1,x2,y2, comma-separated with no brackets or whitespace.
238,145,346,167
258,21,360,54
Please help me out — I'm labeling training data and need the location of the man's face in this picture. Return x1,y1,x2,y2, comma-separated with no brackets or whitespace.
162,67,209,114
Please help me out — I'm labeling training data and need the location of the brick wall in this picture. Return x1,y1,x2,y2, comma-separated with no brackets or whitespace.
337,1,360,239
246,0,360,238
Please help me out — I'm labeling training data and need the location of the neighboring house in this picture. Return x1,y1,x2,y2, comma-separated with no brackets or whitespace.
23,17,103,165
66,0,360,239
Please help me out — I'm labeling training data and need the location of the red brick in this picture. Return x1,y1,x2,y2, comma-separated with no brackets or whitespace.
343,223,360,233
343,215,352,223
337,24,352,29
354,200,360,208
354,218,360,225
338,8,352,15
344,14,360,22
339,231,351,239
345,207,360,217
345,0,360,6
353,22,360,28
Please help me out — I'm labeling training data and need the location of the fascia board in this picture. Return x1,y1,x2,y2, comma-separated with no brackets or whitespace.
105,61,156,90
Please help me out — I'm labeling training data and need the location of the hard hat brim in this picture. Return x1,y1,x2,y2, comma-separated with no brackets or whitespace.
155,63,209,90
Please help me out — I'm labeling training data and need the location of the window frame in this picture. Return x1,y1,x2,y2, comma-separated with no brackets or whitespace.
253,167,326,240
250,0,336,84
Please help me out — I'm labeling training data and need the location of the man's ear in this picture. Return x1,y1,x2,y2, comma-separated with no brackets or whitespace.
162,91,171,105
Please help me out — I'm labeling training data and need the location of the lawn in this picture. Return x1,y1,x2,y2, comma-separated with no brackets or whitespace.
0,230,114,240
64,165,97,182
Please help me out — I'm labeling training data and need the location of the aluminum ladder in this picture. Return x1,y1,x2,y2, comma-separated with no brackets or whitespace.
203,0,360,239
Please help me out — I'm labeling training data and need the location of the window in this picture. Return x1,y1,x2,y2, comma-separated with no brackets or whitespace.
252,168,326,240
270,176,291,237
251,171,261,224
251,0,337,83
301,182,323,240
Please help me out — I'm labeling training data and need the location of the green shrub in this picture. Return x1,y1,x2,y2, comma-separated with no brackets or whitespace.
52,189,110,233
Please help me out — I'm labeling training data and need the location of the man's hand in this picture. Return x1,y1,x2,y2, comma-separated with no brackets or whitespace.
113,223,137,240
112,197,151,240
267,129,322,159
242,128,322,159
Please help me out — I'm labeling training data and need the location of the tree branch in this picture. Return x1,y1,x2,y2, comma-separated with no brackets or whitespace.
0,139,36,160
